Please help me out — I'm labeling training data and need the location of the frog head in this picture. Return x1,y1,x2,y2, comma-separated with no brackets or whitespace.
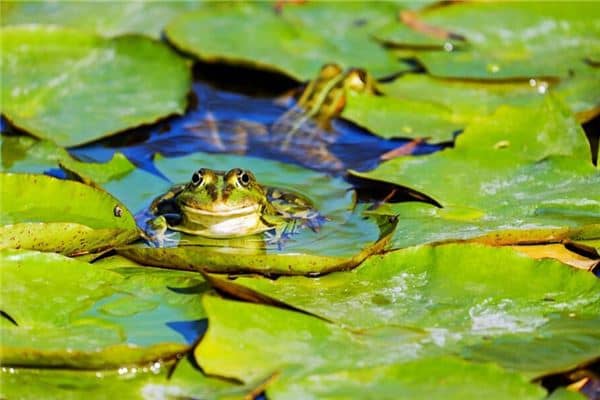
172,168,276,237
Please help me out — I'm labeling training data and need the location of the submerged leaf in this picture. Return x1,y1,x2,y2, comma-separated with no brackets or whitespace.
1,25,190,147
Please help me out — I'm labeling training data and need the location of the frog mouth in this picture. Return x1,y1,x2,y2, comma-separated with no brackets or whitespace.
180,203,260,217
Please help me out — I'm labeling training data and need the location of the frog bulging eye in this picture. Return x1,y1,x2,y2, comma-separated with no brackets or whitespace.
191,170,204,186
238,170,252,186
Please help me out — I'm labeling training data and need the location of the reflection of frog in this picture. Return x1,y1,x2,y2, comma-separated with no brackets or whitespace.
186,64,376,172
146,168,322,246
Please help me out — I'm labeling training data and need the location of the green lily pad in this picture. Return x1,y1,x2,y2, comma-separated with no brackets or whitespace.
165,2,410,80
404,2,600,79
344,68,600,142
0,357,248,400
196,294,427,383
1,0,201,38
114,152,395,275
0,249,208,368
1,25,190,147
0,135,135,183
349,97,600,248
0,173,139,255
268,357,545,400
196,294,544,399
206,243,600,378
548,388,587,400
462,317,600,378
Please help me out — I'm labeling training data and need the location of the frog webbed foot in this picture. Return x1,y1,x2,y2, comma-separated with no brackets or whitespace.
302,211,327,233
264,222,300,250
151,231,179,248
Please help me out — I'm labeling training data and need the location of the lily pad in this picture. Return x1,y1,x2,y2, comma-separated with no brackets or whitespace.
344,68,600,142
1,0,201,38
0,358,248,400
196,294,425,383
165,2,410,81
402,2,600,79
350,97,600,248
1,25,190,147
0,135,135,183
268,357,545,400
114,152,396,275
0,249,208,368
511,244,599,271
196,294,544,399
206,243,600,378
0,173,139,255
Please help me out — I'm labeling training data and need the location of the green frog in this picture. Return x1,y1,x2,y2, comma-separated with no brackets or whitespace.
146,168,321,247
185,64,376,172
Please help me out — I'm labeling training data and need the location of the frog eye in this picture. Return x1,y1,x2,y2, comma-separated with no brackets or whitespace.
191,170,204,186
237,170,251,186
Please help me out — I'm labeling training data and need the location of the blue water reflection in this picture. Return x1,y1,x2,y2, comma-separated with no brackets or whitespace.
70,81,443,179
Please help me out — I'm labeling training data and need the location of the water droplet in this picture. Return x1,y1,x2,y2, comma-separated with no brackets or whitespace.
486,63,500,73
529,78,537,87
118,367,128,375
537,81,548,94
150,361,162,374
443,42,454,52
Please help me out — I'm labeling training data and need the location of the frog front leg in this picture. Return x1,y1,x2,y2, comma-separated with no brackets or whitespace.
146,215,179,247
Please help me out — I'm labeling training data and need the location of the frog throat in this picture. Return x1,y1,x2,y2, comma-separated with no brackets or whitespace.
173,203,270,237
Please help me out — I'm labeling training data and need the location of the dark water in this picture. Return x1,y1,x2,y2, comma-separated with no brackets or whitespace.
66,78,443,180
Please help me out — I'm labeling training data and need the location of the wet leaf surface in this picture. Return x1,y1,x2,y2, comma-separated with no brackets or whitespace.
165,2,412,81
0,173,139,255
197,294,545,399
268,357,545,400
401,2,600,79
1,25,190,147
207,244,600,378
0,249,208,368
350,97,600,248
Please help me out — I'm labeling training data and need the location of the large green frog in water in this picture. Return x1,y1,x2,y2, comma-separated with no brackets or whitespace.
146,167,321,246
185,64,376,172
